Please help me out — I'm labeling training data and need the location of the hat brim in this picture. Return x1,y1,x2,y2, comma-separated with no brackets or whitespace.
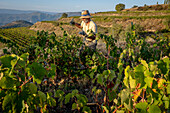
80,15,91,18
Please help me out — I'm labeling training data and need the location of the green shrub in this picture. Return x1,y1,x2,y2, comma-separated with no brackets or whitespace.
111,22,144,41
61,13,68,18
155,5,163,10
115,3,125,11
125,23,144,35
111,21,123,39
132,5,138,8
163,18,170,30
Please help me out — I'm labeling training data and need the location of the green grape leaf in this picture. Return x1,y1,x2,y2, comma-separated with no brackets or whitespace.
141,60,148,69
108,90,116,102
28,83,37,94
20,53,29,61
47,93,56,106
3,92,17,110
0,89,6,98
28,62,47,84
72,103,77,110
116,110,124,113
121,89,129,104
11,59,18,68
2,94,12,110
55,89,65,98
109,70,116,81
162,95,169,109
149,61,158,75
134,65,145,87
82,106,92,113
167,83,170,94
103,70,109,78
157,60,167,75
13,96,24,113
124,96,133,111
135,102,148,112
0,77,15,89
89,72,94,79
38,91,46,102
72,89,78,96
48,64,56,78
124,66,130,88
17,53,29,68
0,55,13,68
130,77,136,89
96,89,102,95
148,105,161,113
78,94,88,105
102,106,109,113
96,74,103,85
144,77,153,88
65,93,72,104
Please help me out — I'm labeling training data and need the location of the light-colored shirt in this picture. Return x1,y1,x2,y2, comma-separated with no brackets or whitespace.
81,20,97,35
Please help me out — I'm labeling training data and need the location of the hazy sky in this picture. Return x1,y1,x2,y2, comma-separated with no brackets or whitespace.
0,0,164,13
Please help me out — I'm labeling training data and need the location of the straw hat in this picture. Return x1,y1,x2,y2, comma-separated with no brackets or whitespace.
80,10,91,18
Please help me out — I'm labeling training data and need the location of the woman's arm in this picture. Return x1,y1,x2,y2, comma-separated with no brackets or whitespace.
75,23,82,29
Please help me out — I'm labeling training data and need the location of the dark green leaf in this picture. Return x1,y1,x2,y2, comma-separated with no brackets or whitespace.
109,70,116,81
82,106,92,113
55,89,64,98
108,90,116,102
72,103,77,110
28,83,37,94
0,55,13,68
97,74,103,85
65,93,72,104
0,77,15,89
148,105,161,113
47,93,56,106
135,102,148,112
157,60,167,75
28,62,47,84
121,89,129,104
167,83,170,94
72,89,78,96
162,95,169,109
2,94,12,110
144,77,153,88
48,64,56,78
38,91,46,102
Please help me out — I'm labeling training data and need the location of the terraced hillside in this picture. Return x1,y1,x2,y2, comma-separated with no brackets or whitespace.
30,10,170,40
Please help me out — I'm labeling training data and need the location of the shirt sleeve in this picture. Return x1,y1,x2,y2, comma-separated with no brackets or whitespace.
80,21,84,28
92,23,97,34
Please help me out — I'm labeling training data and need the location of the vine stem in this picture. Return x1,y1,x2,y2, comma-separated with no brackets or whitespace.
18,76,33,95
113,105,122,113
19,76,33,88
107,45,110,70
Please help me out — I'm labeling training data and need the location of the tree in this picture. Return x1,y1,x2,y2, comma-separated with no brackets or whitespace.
61,13,68,18
115,3,125,11
164,0,170,4
132,5,138,8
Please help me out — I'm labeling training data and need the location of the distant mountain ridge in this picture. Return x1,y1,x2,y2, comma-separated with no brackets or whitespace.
0,20,33,29
0,9,81,27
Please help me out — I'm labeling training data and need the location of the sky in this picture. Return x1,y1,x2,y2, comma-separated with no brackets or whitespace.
0,0,165,13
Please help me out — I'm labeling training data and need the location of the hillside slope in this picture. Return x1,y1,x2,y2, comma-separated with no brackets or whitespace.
0,20,33,29
30,4,169,39
30,14,169,35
